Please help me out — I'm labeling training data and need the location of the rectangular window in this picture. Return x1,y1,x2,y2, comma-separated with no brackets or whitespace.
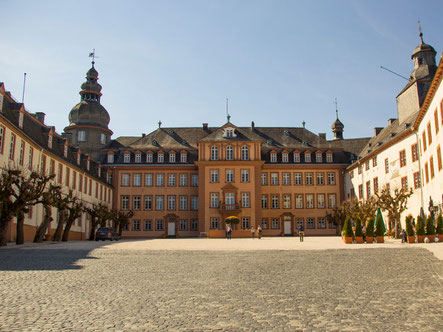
272,218,279,229
318,218,326,229
283,194,291,209
366,181,371,198
242,193,250,208
58,164,63,184
144,195,153,210
179,196,187,210
77,131,86,142
179,174,188,186
424,162,429,183
226,170,234,183
210,170,219,183
399,150,407,167
133,196,141,210
72,171,77,190
430,156,435,179
270,173,279,185
296,194,303,209
385,158,389,173
210,193,219,208
358,165,362,175
180,153,187,163
282,173,290,185
401,176,408,190
144,220,152,231
241,169,249,182
372,156,377,167
145,173,153,186
133,173,141,186
191,174,198,186
271,195,279,209
168,173,176,186
304,152,311,162
156,196,164,210
158,153,164,163
358,184,363,199
282,153,288,162
107,154,114,163
179,220,187,231
306,194,314,208
241,217,250,229
326,153,333,163
413,172,421,189
316,173,324,185
191,196,198,210
122,174,130,187
365,160,370,171
121,195,129,210
261,218,269,229
167,195,176,210
296,218,304,229
327,173,335,185
190,219,199,231
261,195,268,209
350,170,354,179
328,194,336,208
294,173,302,185
316,153,322,162
270,153,277,162
210,218,219,229
123,153,130,163
226,193,236,207
135,153,141,163
156,220,163,231
0,126,4,154
373,177,379,193
65,168,70,187
422,131,427,151
169,153,176,163
305,173,313,185
261,173,267,185
156,174,164,186
437,146,442,171
19,141,25,166
307,218,315,229
146,153,153,163
294,152,300,163
133,220,140,231
9,134,15,160
411,144,418,162
427,122,432,145
317,194,325,208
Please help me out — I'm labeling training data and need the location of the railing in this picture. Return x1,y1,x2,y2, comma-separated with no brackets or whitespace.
220,203,240,210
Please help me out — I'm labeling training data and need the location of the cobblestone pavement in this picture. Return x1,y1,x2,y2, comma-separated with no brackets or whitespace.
0,244,442,331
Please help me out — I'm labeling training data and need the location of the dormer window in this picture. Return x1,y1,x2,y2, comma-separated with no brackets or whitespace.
294,152,300,163
158,152,164,163
77,131,86,142
18,112,24,128
146,153,153,163
316,152,322,163
223,127,236,138
180,152,187,163
270,152,277,163
282,153,288,163
48,134,53,149
107,153,114,163
305,152,311,162
326,153,333,163
135,153,141,163
169,152,176,163
123,153,130,163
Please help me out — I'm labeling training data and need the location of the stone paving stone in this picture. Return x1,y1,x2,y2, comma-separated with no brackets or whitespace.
0,247,442,331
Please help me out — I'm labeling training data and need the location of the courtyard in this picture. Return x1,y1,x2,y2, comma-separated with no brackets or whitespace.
0,237,442,331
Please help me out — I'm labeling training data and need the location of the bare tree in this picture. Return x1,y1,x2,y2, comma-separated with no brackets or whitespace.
86,203,112,240
61,194,84,242
34,184,62,243
111,209,134,236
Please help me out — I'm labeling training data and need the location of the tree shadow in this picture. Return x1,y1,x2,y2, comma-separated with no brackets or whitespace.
0,248,99,271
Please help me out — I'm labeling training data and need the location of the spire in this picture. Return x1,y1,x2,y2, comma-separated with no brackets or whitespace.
332,99,344,140
418,21,424,44
80,50,102,103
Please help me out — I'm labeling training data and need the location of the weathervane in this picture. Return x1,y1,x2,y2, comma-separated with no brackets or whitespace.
418,21,423,43
158,120,162,128
89,49,98,65
334,98,339,119
226,98,231,122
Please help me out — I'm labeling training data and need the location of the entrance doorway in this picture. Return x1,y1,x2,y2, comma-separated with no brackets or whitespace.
283,216,292,235
168,222,176,237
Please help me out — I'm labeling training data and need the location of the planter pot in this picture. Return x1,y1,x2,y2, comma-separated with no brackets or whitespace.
45,234,51,241
407,236,415,244
417,235,425,243
366,236,373,243
343,236,353,244
426,234,435,243
376,236,384,243
355,236,363,244
439,234,443,242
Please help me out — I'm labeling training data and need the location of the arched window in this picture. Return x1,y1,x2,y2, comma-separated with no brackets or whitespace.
241,146,249,160
211,146,219,161
226,146,233,160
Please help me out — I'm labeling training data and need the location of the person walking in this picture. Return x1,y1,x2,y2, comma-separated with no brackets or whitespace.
251,226,255,239
257,225,262,239
226,225,232,240
298,224,304,242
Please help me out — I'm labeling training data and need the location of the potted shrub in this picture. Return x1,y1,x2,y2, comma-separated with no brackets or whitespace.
366,219,374,243
425,215,436,243
416,216,426,243
436,215,443,242
342,217,354,244
405,215,415,243
375,213,385,243
354,218,363,244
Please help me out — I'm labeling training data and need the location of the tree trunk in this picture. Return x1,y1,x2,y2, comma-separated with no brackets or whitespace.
118,224,123,236
53,211,66,242
34,207,52,243
16,211,25,245
89,216,96,240
62,218,75,242
0,214,12,247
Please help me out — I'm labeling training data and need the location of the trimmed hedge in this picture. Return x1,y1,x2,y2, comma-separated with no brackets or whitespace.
426,216,436,236
354,218,363,237
343,217,354,237
375,213,384,236
437,215,443,235
366,219,374,237
416,216,425,236
405,216,415,236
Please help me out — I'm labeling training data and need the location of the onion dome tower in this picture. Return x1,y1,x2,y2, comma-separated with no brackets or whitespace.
396,25,437,123
64,55,112,159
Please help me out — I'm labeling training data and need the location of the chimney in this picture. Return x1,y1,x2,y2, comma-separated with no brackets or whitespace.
35,112,46,124
374,127,384,136
202,123,208,131
142,133,146,137
388,118,396,126
251,121,255,130
318,133,326,140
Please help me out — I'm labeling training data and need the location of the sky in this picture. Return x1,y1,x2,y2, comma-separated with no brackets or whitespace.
1,0,443,140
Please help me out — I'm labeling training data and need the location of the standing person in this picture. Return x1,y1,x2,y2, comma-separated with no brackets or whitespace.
257,225,262,239
298,224,304,242
251,226,255,239
226,225,231,240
